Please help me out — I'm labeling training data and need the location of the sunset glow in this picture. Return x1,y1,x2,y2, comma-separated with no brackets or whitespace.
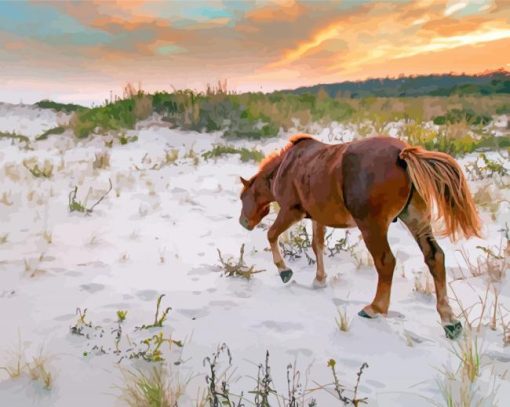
0,0,509,104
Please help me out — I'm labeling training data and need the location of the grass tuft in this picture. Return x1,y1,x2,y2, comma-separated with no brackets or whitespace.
217,244,265,279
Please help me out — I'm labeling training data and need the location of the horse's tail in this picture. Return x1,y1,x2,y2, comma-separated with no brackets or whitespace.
399,146,481,240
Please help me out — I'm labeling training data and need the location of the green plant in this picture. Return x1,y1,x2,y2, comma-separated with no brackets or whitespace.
326,359,369,406
202,144,264,163
135,332,183,362
35,126,66,141
68,179,113,214
22,158,54,178
35,99,85,113
203,343,242,407
93,151,111,169
117,310,128,323
119,134,139,145
70,308,93,336
250,351,276,406
0,131,30,145
118,365,186,407
138,294,171,329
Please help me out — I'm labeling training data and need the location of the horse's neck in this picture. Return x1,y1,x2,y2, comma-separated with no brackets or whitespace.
263,152,286,180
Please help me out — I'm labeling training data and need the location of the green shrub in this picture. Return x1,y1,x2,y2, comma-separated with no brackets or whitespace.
202,144,264,162
35,100,86,113
433,109,492,126
35,126,66,141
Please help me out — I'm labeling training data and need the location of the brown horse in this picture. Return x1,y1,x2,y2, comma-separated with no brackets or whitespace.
239,134,481,339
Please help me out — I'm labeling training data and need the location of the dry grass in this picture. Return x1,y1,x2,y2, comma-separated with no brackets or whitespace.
336,308,351,332
0,234,7,244
43,230,53,244
4,163,22,182
0,191,13,206
472,183,505,220
457,244,507,283
435,332,492,407
0,342,54,390
118,365,186,407
22,157,54,178
93,150,111,169
119,365,186,407
217,244,265,280
414,272,434,296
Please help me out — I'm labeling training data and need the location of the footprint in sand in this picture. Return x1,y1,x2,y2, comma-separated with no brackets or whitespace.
256,320,304,333
285,348,313,357
136,289,159,301
209,300,238,310
80,283,105,293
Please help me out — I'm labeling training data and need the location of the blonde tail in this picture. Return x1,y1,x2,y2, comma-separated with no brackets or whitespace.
399,146,481,240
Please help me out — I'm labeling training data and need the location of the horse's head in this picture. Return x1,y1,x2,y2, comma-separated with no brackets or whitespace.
239,175,271,231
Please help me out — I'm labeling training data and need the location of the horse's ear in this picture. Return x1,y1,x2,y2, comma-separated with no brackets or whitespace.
240,177,250,187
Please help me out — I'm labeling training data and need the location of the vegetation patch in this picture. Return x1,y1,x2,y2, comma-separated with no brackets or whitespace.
202,144,264,162
35,99,86,113
35,126,66,141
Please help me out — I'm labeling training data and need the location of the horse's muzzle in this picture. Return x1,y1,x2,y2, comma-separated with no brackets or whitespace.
239,216,253,231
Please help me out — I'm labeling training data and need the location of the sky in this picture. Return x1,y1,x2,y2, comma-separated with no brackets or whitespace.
0,0,509,105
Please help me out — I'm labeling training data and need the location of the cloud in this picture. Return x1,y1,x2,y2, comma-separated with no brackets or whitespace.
1,0,509,103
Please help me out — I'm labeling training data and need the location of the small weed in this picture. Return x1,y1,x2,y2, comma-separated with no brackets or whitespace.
0,340,54,390
119,133,139,145
458,244,507,283
202,144,264,163
163,149,179,166
43,230,52,244
0,234,7,244
414,272,434,296
68,179,112,214
35,126,66,141
251,351,276,406
138,294,171,330
93,151,111,169
0,192,13,206
324,359,369,406
217,244,265,280
336,308,351,332
118,365,186,407
117,310,128,323
203,343,241,407
70,308,93,336
23,158,54,178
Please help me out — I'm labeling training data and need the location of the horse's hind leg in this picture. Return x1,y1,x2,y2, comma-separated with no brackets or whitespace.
311,221,327,288
268,207,304,283
399,194,462,339
357,222,396,318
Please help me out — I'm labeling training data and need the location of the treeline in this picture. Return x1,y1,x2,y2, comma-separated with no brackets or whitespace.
285,69,510,98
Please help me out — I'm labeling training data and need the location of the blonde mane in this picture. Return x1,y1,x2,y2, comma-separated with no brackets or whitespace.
258,133,315,173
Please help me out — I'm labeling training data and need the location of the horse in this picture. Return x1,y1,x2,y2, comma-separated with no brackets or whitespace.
239,134,481,339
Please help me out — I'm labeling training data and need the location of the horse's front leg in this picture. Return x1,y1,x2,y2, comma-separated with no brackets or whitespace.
268,208,303,283
312,221,327,288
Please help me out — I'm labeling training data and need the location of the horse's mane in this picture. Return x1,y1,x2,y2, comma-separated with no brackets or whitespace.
258,133,315,173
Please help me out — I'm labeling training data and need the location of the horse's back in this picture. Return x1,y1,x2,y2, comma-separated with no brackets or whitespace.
341,137,411,225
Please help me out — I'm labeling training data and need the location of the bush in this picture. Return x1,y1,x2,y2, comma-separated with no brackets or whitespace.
35,100,86,113
35,126,66,141
202,144,264,162
432,108,492,126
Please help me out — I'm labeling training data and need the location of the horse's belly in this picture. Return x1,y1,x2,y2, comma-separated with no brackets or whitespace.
307,204,356,228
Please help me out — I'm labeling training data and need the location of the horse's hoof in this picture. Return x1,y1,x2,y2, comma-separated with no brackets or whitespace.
443,320,463,340
312,277,327,289
358,309,375,319
279,269,293,284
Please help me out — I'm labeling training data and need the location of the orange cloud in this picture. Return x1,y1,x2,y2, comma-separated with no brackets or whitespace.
246,0,305,22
